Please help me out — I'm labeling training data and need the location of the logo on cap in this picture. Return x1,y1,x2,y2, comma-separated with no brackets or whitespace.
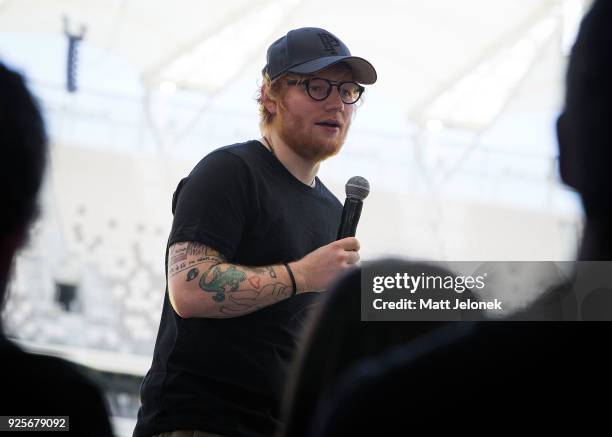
318,33,341,55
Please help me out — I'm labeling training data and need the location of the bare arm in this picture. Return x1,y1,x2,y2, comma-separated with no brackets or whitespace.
168,237,361,319
168,241,296,318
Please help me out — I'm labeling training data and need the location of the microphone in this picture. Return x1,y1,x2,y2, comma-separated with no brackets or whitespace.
337,176,370,239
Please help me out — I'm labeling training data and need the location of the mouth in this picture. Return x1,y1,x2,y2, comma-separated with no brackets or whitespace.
315,120,342,129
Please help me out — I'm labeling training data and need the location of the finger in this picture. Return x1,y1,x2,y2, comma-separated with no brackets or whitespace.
337,237,360,252
345,250,360,265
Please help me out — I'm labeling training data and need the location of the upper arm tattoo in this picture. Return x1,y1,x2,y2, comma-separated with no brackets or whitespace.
168,241,225,277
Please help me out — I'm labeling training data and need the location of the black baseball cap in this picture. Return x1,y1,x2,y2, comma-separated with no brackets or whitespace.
263,27,377,85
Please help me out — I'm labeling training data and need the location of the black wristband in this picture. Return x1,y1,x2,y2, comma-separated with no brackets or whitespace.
284,262,297,296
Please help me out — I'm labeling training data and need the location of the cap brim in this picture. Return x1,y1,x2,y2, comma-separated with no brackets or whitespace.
288,56,377,85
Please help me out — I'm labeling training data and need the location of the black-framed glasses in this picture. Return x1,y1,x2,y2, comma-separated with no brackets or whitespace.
287,78,365,104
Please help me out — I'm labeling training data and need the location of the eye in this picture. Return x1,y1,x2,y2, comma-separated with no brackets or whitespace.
309,85,324,93
340,84,360,98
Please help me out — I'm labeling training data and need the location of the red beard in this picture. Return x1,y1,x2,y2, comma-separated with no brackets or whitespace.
275,100,349,162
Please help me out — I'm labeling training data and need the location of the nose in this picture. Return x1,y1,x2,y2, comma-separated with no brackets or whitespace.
324,86,345,112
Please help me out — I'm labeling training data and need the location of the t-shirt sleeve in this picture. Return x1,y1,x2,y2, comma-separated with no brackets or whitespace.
168,150,254,260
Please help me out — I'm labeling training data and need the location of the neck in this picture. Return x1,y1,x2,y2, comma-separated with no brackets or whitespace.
578,216,612,261
261,132,319,187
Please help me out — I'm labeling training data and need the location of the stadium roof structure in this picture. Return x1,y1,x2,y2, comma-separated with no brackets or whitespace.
0,0,589,131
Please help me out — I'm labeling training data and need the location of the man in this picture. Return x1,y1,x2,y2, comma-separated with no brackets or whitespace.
134,27,377,437
0,63,113,435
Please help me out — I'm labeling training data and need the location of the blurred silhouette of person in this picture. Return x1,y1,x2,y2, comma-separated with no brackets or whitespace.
279,260,480,437
512,0,612,320
557,1,612,261
0,62,113,435
296,2,612,435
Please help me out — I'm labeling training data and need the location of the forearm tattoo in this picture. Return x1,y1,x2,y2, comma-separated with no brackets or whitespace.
198,264,292,315
199,265,246,302
168,241,294,317
251,266,278,278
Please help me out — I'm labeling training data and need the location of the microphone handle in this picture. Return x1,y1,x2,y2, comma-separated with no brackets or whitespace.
337,197,363,239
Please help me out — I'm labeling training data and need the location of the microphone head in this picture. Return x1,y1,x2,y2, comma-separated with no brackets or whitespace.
345,176,370,200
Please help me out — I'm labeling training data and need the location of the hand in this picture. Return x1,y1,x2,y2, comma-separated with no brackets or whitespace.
289,237,360,293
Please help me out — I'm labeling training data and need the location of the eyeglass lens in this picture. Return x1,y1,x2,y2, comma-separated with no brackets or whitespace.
306,78,362,104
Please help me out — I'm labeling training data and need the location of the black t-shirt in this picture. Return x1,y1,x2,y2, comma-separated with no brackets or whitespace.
134,140,343,437
0,336,113,436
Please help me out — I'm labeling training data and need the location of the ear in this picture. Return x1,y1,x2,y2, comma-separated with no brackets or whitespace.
262,85,278,115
